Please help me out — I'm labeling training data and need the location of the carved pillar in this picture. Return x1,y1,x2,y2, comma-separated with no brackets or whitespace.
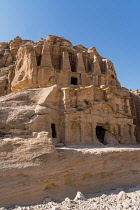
40,41,53,68
126,99,131,114
131,125,135,136
98,75,101,87
93,75,98,87
64,122,71,145
119,124,126,143
131,125,137,143
113,124,122,143
62,51,71,72
110,124,115,134
88,51,94,74
80,122,85,145
77,52,86,73
77,52,87,86
58,51,70,85
93,55,101,74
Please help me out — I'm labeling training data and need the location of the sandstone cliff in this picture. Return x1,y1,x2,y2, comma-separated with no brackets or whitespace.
0,35,140,207
0,35,139,144
0,35,120,95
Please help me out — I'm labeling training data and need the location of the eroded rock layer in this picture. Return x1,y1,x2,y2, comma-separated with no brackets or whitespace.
0,137,140,207
0,35,120,93
0,85,136,145
0,35,140,207
0,35,139,144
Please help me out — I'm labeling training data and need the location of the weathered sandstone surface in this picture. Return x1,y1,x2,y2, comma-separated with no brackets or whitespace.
0,35,139,144
0,136,140,207
0,35,140,207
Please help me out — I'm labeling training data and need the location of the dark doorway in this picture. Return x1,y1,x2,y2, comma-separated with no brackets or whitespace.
96,126,106,144
0,131,5,137
51,123,57,138
71,77,78,85
36,55,42,66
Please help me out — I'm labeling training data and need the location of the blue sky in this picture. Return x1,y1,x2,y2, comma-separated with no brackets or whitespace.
0,0,140,90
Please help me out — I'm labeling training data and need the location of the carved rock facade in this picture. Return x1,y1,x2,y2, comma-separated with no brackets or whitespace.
0,35,139,144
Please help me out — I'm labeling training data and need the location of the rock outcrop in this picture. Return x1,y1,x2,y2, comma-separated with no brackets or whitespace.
0,35,139,145
0,35,140,207
0,85,137,145
0,140,140,207
0,35,120,94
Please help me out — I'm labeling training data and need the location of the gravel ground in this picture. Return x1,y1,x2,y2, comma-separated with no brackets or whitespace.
1,186,140,210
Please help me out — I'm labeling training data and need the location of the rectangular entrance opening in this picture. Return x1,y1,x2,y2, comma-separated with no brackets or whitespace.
96,126,106,144
71,77,78,85
51,123,57,138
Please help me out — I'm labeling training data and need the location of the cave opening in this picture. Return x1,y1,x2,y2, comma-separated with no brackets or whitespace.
51,123,57,138
36,55,42,66
96,126,106,144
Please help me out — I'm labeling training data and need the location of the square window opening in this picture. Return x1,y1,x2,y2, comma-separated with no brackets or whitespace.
71,77,78,85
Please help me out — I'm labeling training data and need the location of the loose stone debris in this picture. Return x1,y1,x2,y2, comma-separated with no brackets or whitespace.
1,186,139,210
